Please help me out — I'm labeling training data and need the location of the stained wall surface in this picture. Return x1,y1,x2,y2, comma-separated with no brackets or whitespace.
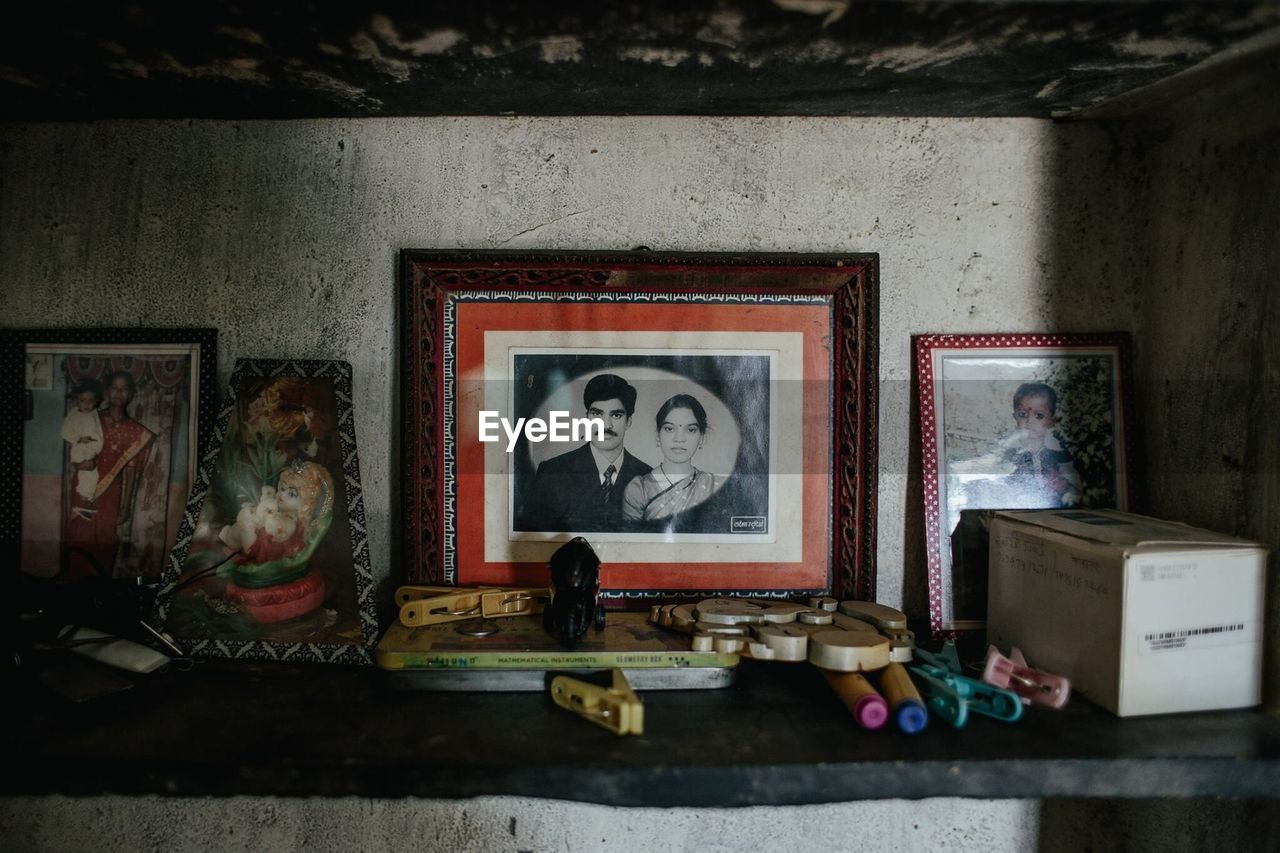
0,114,1136,613
1,98,1274,848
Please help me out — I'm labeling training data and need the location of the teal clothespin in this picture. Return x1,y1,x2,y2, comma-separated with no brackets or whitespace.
913,643,1024,723
914,640,964,674
952,671,1023,722
907,666,969,728
938,639,964,673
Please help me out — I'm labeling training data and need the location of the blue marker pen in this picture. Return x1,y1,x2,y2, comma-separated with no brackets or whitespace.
879,661,929,734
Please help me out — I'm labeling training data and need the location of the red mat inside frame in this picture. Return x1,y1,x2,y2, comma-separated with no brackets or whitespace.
449,300,835,592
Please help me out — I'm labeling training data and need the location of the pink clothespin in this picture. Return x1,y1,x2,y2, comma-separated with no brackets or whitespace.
982,646,1070,709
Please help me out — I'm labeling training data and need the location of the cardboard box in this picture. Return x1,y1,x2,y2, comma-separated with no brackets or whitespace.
987,509,1268,716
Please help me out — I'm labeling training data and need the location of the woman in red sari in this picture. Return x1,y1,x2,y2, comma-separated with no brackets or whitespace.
66,371,155,578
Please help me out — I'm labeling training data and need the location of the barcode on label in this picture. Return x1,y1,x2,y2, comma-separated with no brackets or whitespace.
1144,624,1244,641
1141,622,1250,653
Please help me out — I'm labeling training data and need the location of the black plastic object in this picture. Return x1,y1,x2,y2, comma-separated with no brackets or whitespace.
542,537,605,649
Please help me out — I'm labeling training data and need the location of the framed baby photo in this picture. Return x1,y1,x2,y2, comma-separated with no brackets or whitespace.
401,250,880,603
915,332,1136,636
0,328,217,582
154,359,377,664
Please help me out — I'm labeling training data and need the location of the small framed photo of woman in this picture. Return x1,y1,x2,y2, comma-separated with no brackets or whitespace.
2,329,217,582
915,332,1136,637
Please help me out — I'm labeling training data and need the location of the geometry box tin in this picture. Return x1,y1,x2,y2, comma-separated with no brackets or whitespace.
377,611,737,691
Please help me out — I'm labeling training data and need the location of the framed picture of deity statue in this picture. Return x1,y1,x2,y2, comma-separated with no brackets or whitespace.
154,359,377,664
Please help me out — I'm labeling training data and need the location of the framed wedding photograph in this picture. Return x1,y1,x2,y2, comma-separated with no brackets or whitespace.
402,250,879,602
154,359,377,664
1,328,217,582
915,332,1136,636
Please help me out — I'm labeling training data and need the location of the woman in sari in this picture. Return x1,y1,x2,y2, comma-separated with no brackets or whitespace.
66,371,155,578
622,394,726,524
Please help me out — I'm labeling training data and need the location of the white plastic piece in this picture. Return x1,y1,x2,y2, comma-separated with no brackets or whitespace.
65,627,170,674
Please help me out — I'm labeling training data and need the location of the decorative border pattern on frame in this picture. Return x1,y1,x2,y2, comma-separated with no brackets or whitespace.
155,358,377,664
0,327,218,571
440,289,832,587
914,331,1136,638
401,250,880,602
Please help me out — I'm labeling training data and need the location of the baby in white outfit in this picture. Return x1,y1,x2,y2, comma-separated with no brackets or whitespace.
62,382,104,501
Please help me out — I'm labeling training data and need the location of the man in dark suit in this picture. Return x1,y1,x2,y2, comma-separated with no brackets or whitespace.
517,374,651,532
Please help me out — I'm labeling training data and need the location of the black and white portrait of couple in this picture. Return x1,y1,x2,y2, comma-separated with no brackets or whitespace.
509,352,772,538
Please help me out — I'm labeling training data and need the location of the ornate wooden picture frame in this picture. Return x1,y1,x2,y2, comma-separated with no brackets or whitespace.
2,327,217,582
915,332,1136,637
155,359,377,664
401,250,879,603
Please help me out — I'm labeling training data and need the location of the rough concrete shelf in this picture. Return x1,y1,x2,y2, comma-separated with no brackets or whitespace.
7,658,1280,806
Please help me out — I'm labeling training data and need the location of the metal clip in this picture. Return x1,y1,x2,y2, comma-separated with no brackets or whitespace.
983,646,1071,709
550,669,644,736
480,588,547,618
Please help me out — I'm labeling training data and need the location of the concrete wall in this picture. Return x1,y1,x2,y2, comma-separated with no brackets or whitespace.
1,91,1274,848
0,114,1136,611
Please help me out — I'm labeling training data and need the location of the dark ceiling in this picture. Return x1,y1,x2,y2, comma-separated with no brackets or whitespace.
2,1,1278,120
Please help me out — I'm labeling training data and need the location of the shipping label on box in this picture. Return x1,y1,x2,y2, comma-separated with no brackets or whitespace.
987,509,1267,716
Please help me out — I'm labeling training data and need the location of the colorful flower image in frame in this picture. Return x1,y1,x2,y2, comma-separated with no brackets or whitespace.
156,360,376,663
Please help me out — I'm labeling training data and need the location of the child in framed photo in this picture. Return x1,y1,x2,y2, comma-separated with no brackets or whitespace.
959,380,1082,510
916,333,1135,635
61,378,105,502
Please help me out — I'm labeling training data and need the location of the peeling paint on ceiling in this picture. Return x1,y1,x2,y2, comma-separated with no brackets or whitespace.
771,0,852,28
618,46,693,67
540,36,584,64
1115,32,1213,59
1,1,1277,119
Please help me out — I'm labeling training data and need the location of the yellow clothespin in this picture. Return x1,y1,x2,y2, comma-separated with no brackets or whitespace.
550,669,644,736
394,584,481,608
478,588,549,618
398,587,550,627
